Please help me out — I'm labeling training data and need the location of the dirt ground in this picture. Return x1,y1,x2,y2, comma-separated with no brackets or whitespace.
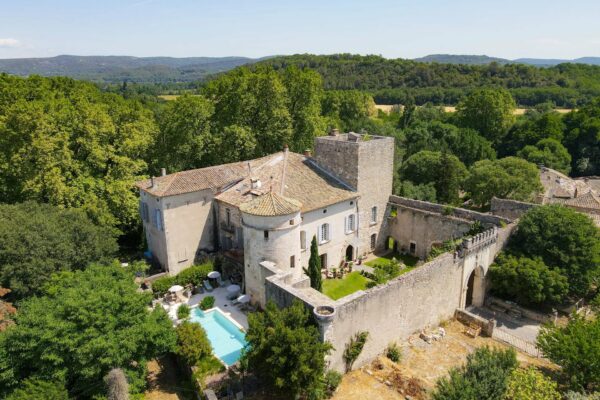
374,104,572,115
145,356,196,400
332,320,555,400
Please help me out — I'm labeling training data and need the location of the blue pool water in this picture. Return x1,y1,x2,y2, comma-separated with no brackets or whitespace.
190,307,247,366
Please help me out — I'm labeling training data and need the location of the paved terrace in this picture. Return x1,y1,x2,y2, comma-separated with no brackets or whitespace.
163,286,249,330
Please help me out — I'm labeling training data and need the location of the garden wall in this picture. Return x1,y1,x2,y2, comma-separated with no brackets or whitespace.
490,197,536,221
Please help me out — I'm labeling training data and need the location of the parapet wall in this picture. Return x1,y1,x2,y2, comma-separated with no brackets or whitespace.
389,196,510,225
490,197,536,221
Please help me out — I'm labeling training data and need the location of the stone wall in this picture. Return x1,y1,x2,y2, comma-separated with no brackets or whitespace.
390,196,510,225
490,197,536,221
388,206,472,259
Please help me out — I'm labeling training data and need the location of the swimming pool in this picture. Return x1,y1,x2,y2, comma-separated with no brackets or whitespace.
189,307,247,366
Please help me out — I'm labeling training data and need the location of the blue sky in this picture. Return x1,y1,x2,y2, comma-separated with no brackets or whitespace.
1,0,599,59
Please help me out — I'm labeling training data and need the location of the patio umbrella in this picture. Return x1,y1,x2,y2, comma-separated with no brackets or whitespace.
168,285,184,293
207,271,221,279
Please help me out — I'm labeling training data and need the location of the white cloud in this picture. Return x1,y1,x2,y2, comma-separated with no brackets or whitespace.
0,38,21,48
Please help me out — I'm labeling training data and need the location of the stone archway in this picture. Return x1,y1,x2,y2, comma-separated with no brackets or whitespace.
465,266,486,308
345,245,354,261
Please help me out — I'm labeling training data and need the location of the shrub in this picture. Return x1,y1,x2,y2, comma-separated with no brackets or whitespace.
200,296,215,310
152,276,176,296
175,262,213,287
386,343,402,362
5,377,68,400
505,368,560,400
432,347,518,400
324,370,343,398
175,322,212,367
177,304,191,320
565,392,600,400
344,331,369,372
193,355,225,384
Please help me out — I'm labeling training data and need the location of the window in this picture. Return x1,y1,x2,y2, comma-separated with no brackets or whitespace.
300,231,307,250
409,242,417,255
290,255,295,269
371,206,377,224
226,208,231,226
289,219,294,225
370,233,377,250
346,214,356,233
319,223,330,243
154,209,163,231
264,230,269,240
140,202,149,222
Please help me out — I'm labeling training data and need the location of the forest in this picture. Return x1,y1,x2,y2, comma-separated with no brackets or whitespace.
258,54,600,107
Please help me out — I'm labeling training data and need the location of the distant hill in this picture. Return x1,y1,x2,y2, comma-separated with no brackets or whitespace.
0,55,266,83
415,54,600,67
413,54,511,65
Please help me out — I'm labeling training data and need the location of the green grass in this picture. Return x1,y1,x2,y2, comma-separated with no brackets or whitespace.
322,272,371,300
365,252,419,268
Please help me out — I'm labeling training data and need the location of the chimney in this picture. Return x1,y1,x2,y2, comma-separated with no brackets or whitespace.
160,168,166,177
150,176,155,188
303,149,312,157
574,188,578,198
329,128,340,136
283,144,289,153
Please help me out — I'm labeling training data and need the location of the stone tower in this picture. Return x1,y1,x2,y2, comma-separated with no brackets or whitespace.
239,192,303,305
314,131,394,255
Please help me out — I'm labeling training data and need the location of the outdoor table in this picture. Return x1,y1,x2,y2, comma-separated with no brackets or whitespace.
227,284,240,293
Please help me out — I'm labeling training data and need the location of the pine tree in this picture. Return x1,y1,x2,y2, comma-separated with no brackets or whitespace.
307,236,322,291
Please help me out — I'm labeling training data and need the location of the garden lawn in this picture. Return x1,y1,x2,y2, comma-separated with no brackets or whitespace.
323,272,371,300
365,252,419,268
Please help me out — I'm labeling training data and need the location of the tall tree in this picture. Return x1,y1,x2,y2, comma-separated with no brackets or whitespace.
0,263,176,398
457,88,516,144
154,94,215,172
283,66,326,152
241,300,332,399
464,157,542,207
517,138,572,174
563,98,600,175
307,236,322,291
509,204,600,297
0,202,118,299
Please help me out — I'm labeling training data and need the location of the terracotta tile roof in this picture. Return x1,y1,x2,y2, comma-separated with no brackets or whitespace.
216,151,357,212
239,192,302,216
135,157,271,197
563,191,600,210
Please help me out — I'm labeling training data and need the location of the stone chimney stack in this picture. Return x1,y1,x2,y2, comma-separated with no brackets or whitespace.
283,144,289,153
303,149,312,157
150,176,155,188
160,168,166,177
329,128,340,136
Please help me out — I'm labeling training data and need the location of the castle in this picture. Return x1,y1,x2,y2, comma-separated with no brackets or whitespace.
137,131,394,304
137,130,521,371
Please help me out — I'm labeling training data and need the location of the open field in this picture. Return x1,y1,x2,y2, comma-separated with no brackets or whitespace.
332,320,556,400
375,104,573,115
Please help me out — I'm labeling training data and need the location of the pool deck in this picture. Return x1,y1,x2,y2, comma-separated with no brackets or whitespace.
164,286,249,330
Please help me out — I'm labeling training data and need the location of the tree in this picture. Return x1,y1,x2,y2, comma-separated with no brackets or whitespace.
307,236,323,291
5,377,69,400
0,263,176,398
241,300,332,399
0,75,157,235
283,66,326,152
518,138,572,174
510,204,600,297
398,181,437,202
175,321,212,367
457,88,516,144
563,98,600,175
464,157,542,207
432,347,518,400
537,314,600,391
154,94,215,172
0,202,118,299
401,150,467,204
505,368,561,400
105,368,130,400
216,125,257,164
489,254,569,305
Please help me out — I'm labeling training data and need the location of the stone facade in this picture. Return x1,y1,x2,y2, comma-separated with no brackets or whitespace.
314,133,395,255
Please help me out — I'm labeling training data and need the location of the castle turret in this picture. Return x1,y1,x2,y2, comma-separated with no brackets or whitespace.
240,192,303,305
314,132,394,255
